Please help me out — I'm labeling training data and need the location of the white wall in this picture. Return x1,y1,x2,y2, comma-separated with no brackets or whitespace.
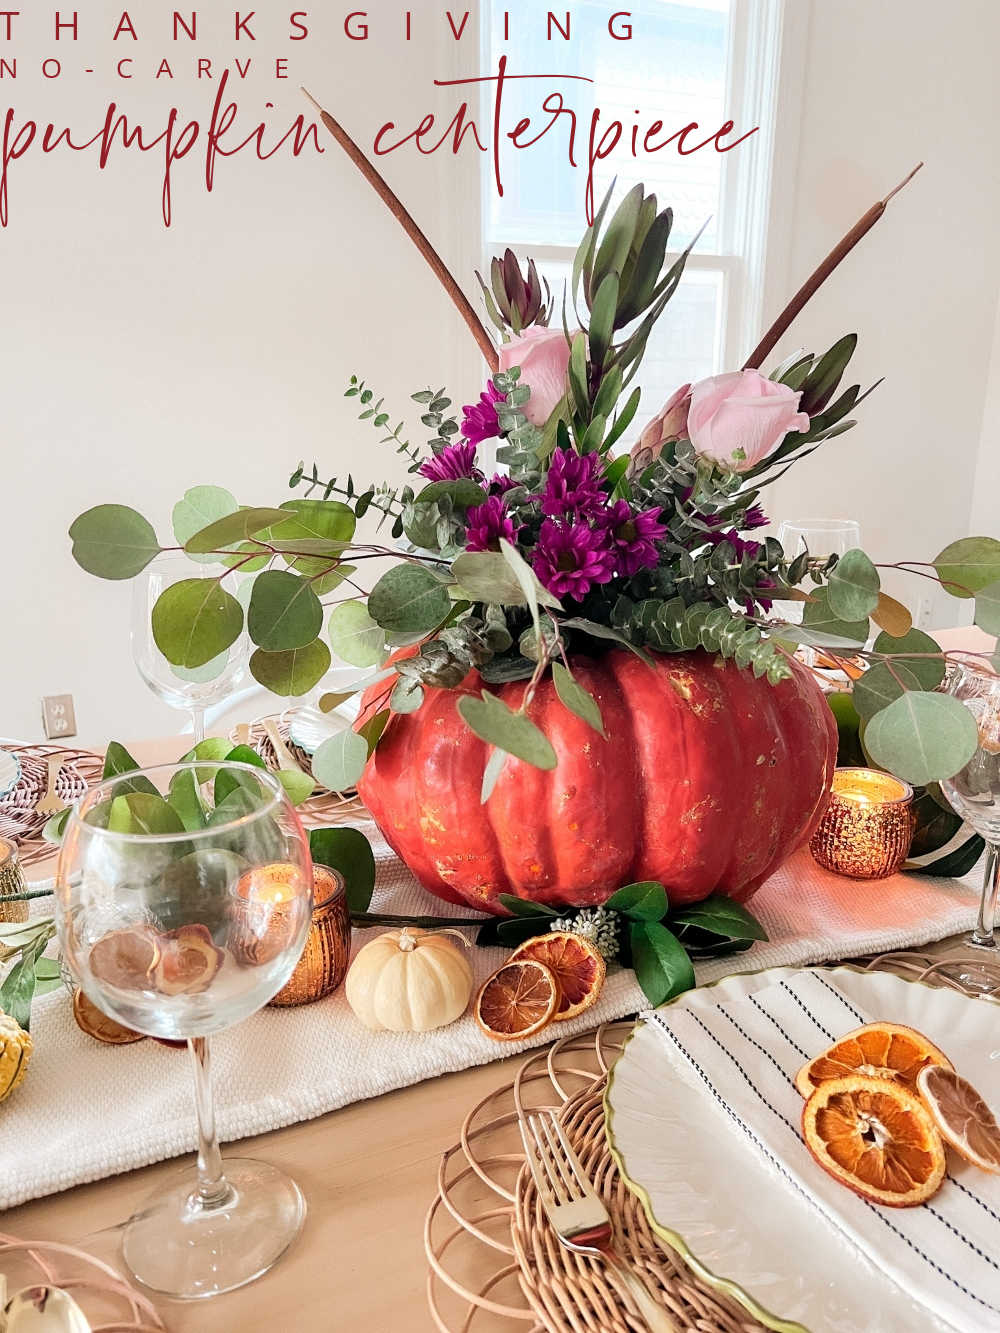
5,0,1000,745
2,0,483,743
761,0,1000,620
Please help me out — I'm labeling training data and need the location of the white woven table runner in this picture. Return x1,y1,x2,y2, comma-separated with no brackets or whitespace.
2,828,985,1209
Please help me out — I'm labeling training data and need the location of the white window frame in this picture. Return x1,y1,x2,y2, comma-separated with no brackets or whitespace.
473,0,800,379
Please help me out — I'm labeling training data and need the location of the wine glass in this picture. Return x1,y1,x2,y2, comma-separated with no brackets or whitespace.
774,518,864,636
938,659,1000,991
131,557,248,743
55,762,313,1299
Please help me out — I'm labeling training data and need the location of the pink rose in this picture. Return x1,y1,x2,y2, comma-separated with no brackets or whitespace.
687,369,809,472
498,327,571,427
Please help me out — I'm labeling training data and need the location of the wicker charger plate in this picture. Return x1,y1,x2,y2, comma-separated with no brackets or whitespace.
425,951,995,1333
0,744,104,867
234,714,367,823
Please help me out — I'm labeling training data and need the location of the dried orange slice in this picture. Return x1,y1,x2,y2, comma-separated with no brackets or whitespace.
795,1022,952,1098
152,924,224,996
509,932,606,1022
803,1074,946,1207
917,1065,1000,1174
474,958,559,1042
72,988,145,1045
88,927,159,991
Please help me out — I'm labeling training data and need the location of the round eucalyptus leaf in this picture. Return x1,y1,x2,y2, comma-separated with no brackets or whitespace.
69,505,161,580
329,601,387,667
450,550,526,605
827,549,880,621
270,500,357,584
312,728,370,792
172,650,229,684
933,536,1000,599
851,661,924,721
801,587,869,644
152,579,244,668
974,580,1000,635
416,479,488,508
390,678,424,714
864,691,979,785
250,639,331,696
247,570,323,651
368,564,452,633
172,486,238,565
871,627,945,690
184,506,289,555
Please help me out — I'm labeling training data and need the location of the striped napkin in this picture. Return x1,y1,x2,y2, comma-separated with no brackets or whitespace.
648,972,1000,1333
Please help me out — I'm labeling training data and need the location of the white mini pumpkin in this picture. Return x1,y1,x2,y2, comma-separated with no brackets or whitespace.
345,927,474,1032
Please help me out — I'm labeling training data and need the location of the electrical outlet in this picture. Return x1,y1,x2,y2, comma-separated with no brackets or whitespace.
915,593,934,629
41,694,77,740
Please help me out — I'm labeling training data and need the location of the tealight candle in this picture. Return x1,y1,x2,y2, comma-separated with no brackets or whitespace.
0,838,28,924
810,767,915,879
269,866,351,1007
232,861,310,966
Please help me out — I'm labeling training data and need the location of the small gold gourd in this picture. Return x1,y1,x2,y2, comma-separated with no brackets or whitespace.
0,1008,32,1102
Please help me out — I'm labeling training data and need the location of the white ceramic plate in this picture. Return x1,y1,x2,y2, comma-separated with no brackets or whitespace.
0,750,20,800
605,966,1000,1333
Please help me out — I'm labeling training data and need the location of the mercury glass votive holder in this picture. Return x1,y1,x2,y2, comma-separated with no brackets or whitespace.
810,767,916,879
269,866,351,1007
0,838,29,924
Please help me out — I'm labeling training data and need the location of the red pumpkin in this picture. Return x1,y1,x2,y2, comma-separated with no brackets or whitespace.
357,649,836,915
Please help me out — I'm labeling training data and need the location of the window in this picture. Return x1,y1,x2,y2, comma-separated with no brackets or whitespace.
481,0,784,436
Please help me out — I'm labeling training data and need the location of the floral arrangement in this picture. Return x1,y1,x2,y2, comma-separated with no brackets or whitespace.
68,182,1000,797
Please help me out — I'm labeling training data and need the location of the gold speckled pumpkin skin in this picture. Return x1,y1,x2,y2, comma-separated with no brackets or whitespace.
357,649,836,915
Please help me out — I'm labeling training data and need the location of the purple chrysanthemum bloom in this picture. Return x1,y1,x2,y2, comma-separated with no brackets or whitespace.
488,472,518,496
418,439,480,483
600,501,667,577
461,381,504,447
706,528,763,560
465,496,517,553
532,519,616,600
746,576,776,615
539,449,606,518
742,503,769,531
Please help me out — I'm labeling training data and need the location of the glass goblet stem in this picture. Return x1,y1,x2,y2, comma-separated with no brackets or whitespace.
972,842,1000,948
190,706,206,746
188,1036,233,1209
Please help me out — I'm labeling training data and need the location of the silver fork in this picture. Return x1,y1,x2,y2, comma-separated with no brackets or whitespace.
519,1109,679,1332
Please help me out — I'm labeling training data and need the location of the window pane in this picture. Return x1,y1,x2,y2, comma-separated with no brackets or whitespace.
486,0,732,251
527,261,722,443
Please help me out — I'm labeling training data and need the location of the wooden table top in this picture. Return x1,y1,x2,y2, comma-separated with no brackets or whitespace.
9,734,982,1332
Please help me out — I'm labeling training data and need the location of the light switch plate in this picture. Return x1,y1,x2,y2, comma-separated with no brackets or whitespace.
41,694,77,740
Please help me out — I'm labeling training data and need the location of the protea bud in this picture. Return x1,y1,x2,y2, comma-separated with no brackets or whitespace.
477,250,553,336
628,382,692,474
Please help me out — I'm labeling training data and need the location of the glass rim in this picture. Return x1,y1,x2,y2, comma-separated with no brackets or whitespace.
67,761,286,845
778,518,861,531
832,765,914,805
951,655,1000,682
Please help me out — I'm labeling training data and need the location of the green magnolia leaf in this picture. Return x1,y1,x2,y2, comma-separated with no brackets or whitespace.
33,956,63,998
368,564,452,633
167,769,207,831
670,894,768,941
390,677,424,714
152,579,244,669
247,570,323,651
312,729,370,792
604,881,668,921
629,921,695,1006
864,691,979,785
827,549,880,621
310,826,376,912
179,736,234,784
277,768,316,806
800,587,869,645
871,628,945,690
328,601,387,668
250,640,331,696
183,507,289,555
933,536,1000,599
172,486,239,564
69,505,161,579
497,894,559,919
102,740,159,796
416,479,488,508
107,792,186,836
457,693,557,771
975,580,1000,635
852,661,925,721
552,662,606,738
0,940,45,1031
